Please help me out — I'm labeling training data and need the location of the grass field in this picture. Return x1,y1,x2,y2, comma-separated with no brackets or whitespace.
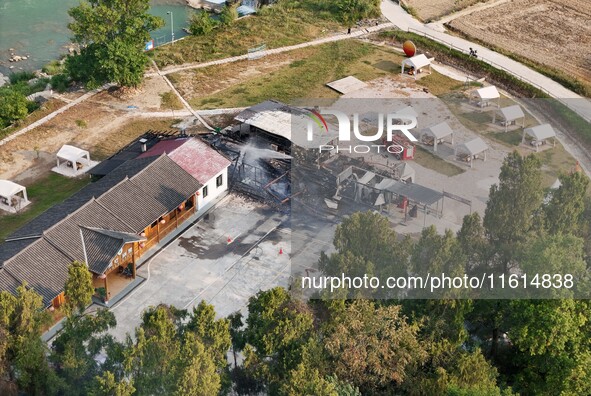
414,146,465,176
0,173,90,242
183,41,405,109
154,0,344,68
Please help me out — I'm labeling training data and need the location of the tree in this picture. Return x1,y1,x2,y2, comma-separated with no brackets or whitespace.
457,212,488,273
64,261,94,315
219,4,238,26
175,333,221,396
88,371,135,396
51,309,117,395
66,0,164,88
280,363,338,396
0,89,29,127
323,300,426,392
186,300,231,370
188,11,216,36
124,305,182,394
544,171,589,235
244,288,315,392
0,285,58,394
483,152,543,273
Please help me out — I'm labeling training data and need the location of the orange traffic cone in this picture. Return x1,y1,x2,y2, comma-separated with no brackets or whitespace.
279,247,283,255
227,236,232,244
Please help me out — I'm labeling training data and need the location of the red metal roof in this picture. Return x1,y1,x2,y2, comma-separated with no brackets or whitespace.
137,138,187,158
138,138,231,184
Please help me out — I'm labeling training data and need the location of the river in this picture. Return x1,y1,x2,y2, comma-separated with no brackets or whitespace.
0,0,193,75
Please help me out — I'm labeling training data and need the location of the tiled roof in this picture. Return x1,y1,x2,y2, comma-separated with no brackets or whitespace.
44,200,135,264
130,155,202,211
80,227,145,274
0,269,21,296
97,179,168,233
3,238,72,307
5,156,159,241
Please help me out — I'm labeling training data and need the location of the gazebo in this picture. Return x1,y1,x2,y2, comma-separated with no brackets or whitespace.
421,122,454,152
522,124,556,151
455,137,489,168
473,86,500,108
53,145,96,177
401,54,432,79
493,105,525,131
0,180,30,213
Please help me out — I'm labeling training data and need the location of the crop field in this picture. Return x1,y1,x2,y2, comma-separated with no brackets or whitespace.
402,0,485,21
448,0,591,90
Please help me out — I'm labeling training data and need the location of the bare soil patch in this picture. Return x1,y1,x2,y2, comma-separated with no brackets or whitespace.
449,0,591,86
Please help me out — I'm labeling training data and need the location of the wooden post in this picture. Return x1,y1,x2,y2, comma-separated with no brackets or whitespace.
132,243,137,279
104,276,109,303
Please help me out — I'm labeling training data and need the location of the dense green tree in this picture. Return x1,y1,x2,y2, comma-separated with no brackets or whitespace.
243,288,314,392
51,309,117,395
0,285,58,394
323,299,426,392
188,10,217,36
124,305,182,394
0,88,29,127
544,171,589,235
64,261,94,316
457,212,488,273
280,363,337,396
483,151,543,273
186,300,231,369
228,311,246,368
66,0,163,88
88,371,135,396
175,332,221,396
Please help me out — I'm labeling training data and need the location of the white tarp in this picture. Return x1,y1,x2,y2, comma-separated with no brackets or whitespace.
424,122,453,140
57,145,90,163
475,86,500,100
524,124,556,140
0,180,25,198
402,54,431,70
499,105,525,122
457,137,489,156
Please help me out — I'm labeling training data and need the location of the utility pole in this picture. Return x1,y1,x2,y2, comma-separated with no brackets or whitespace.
167,11,174,45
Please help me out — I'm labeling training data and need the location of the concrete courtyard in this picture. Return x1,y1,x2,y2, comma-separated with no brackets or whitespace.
108,194,334,340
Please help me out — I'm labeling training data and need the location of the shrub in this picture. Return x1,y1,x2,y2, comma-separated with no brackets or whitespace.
42,60,64,75
8,70,35,85
219,4,238,26
0,88,29,127
50,74,70,93
188,11,217,36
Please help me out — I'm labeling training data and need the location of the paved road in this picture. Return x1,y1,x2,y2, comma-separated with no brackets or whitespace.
380,0,591,123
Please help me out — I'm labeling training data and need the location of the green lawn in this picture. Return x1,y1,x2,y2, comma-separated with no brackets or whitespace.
414,146,465,177
188,41,405,109
0,173,90,242
489,130,523,147
154,0,344,68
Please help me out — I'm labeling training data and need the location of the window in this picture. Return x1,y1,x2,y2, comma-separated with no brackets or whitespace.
216,174,223,188
202,185,208,198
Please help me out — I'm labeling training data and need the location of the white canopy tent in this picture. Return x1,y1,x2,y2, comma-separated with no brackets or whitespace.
0,180,30,213
455,137,489,168
473,86,500,108
53,145,96,177
493,105,525,131
522,124,556,151
421,122,454,152
401,54,432,79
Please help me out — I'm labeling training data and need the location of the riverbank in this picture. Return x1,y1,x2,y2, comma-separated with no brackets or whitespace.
0,0,192,74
